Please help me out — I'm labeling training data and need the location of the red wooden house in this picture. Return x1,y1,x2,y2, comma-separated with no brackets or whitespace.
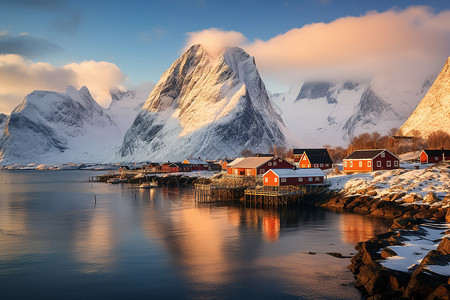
263,168,326,186
343,149,400,173
227,156,294,176
182,158,208,171
160,162,192,173
219,159,234,170
293,148,333,170
420,149,450,164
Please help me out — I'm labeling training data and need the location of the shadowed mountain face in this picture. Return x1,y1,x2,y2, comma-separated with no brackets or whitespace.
399,57,450,138
120,44,289,162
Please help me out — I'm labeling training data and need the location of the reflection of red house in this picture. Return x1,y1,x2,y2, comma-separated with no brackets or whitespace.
420,150,450,164
263,168,326,186
293,148,333,170
343,149,399,173
182,158,208,171
227,156,294,176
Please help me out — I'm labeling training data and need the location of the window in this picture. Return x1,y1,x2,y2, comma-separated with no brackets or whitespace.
273,162,277,166
279,159,282,162
308,164,311,168
265,177,268,182
381,152,385,158
368,161,371,167
274,177,278,182
247,169,251,175
435,157,439,161
314,164,318,168
281,178,286,182
268,162,272,166
298,178,303,182
359,161,362,167
387,161,391,167
303,156,307,161
320,164,323,168
308,177,313,182
315,177,320,181
377,161,381,167
235,169,238,175
394,160,398,167
350,161,353,167
344,161,347,167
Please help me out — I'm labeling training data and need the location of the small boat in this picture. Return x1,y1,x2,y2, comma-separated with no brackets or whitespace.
107,178,128,184
139,182,159,189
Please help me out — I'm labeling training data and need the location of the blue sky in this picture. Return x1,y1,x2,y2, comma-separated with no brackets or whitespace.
0,0,449,112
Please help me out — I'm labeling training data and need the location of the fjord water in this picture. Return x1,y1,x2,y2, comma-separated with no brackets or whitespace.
0,170,391,299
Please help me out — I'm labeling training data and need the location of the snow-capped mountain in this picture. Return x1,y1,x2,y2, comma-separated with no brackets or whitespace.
0,113,7,133
107,88,148,133
0,86,119,165
399,57,450,138
271,81,409,146
120,44,294,162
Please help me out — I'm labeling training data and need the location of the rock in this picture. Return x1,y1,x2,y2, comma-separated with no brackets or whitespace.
384,192,406,202
404,268,449,299
420,250,450,267
424,192,441,205
414,208,441,220
446,208,450,223
326,252,351,258
381,247,398,258
437,237,450,255
425,283,450,300
391,217,423,229
403,193,423,204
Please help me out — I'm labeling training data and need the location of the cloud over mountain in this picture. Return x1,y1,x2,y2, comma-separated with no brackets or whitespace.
0,54,125,113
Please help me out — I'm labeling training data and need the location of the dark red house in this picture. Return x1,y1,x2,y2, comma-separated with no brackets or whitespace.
343,149,400,173
182,158,209,171
420,149,450,164
263,168,326,186
227,156,294,176
293,148,333,169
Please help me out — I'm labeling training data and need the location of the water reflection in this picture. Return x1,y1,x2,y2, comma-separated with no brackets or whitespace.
0,171,391,300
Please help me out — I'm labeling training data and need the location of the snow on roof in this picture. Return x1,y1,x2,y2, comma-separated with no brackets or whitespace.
227,157,245,167
267,168,325,178
184,158,207,164
344,149,385,160
230,156,275,169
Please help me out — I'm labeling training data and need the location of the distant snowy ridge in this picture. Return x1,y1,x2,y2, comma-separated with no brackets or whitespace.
399,57,450,137
0,86,119,165
120,44,296,162
272,81,403,147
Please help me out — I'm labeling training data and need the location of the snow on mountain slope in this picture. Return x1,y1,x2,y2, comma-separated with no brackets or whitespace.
399,57,450,138
120,44,296,162
0,86,119,165
271,81,402,147
0,113,7,134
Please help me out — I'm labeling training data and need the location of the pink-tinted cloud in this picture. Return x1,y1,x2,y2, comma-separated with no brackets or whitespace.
184,28,247,58
184,6,450,85
0,54,125,113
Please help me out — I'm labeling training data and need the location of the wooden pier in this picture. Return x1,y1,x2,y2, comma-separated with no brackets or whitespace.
195,184,245,203
244,185,326,206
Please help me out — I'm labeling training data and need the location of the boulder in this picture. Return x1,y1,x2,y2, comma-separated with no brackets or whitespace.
423,192,441,205
437,237,450,255
381,247,398,258
425,283,450,300
391,217,423,230
404,269,448,299
403,193,423,204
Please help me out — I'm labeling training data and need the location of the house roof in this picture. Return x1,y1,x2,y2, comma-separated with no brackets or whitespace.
344,149,386,160
294,148,333,164
170,162,191,167
422,149,450,156
266,168,325,178
184,158,207,164
227,157,245,167
230,156,276,169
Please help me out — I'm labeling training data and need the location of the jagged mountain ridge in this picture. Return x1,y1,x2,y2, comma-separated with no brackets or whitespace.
271,81,402,146
120,44,292,162
0,86,118,165
399,57,450,138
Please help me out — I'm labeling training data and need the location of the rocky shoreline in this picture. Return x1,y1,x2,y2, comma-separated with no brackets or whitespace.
348,217,450,299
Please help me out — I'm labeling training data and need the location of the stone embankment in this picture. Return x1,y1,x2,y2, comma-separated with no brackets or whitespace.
349,217,450,299
319,191,450,222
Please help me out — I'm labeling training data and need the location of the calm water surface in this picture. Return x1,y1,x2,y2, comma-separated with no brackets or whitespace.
0,170,391,299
